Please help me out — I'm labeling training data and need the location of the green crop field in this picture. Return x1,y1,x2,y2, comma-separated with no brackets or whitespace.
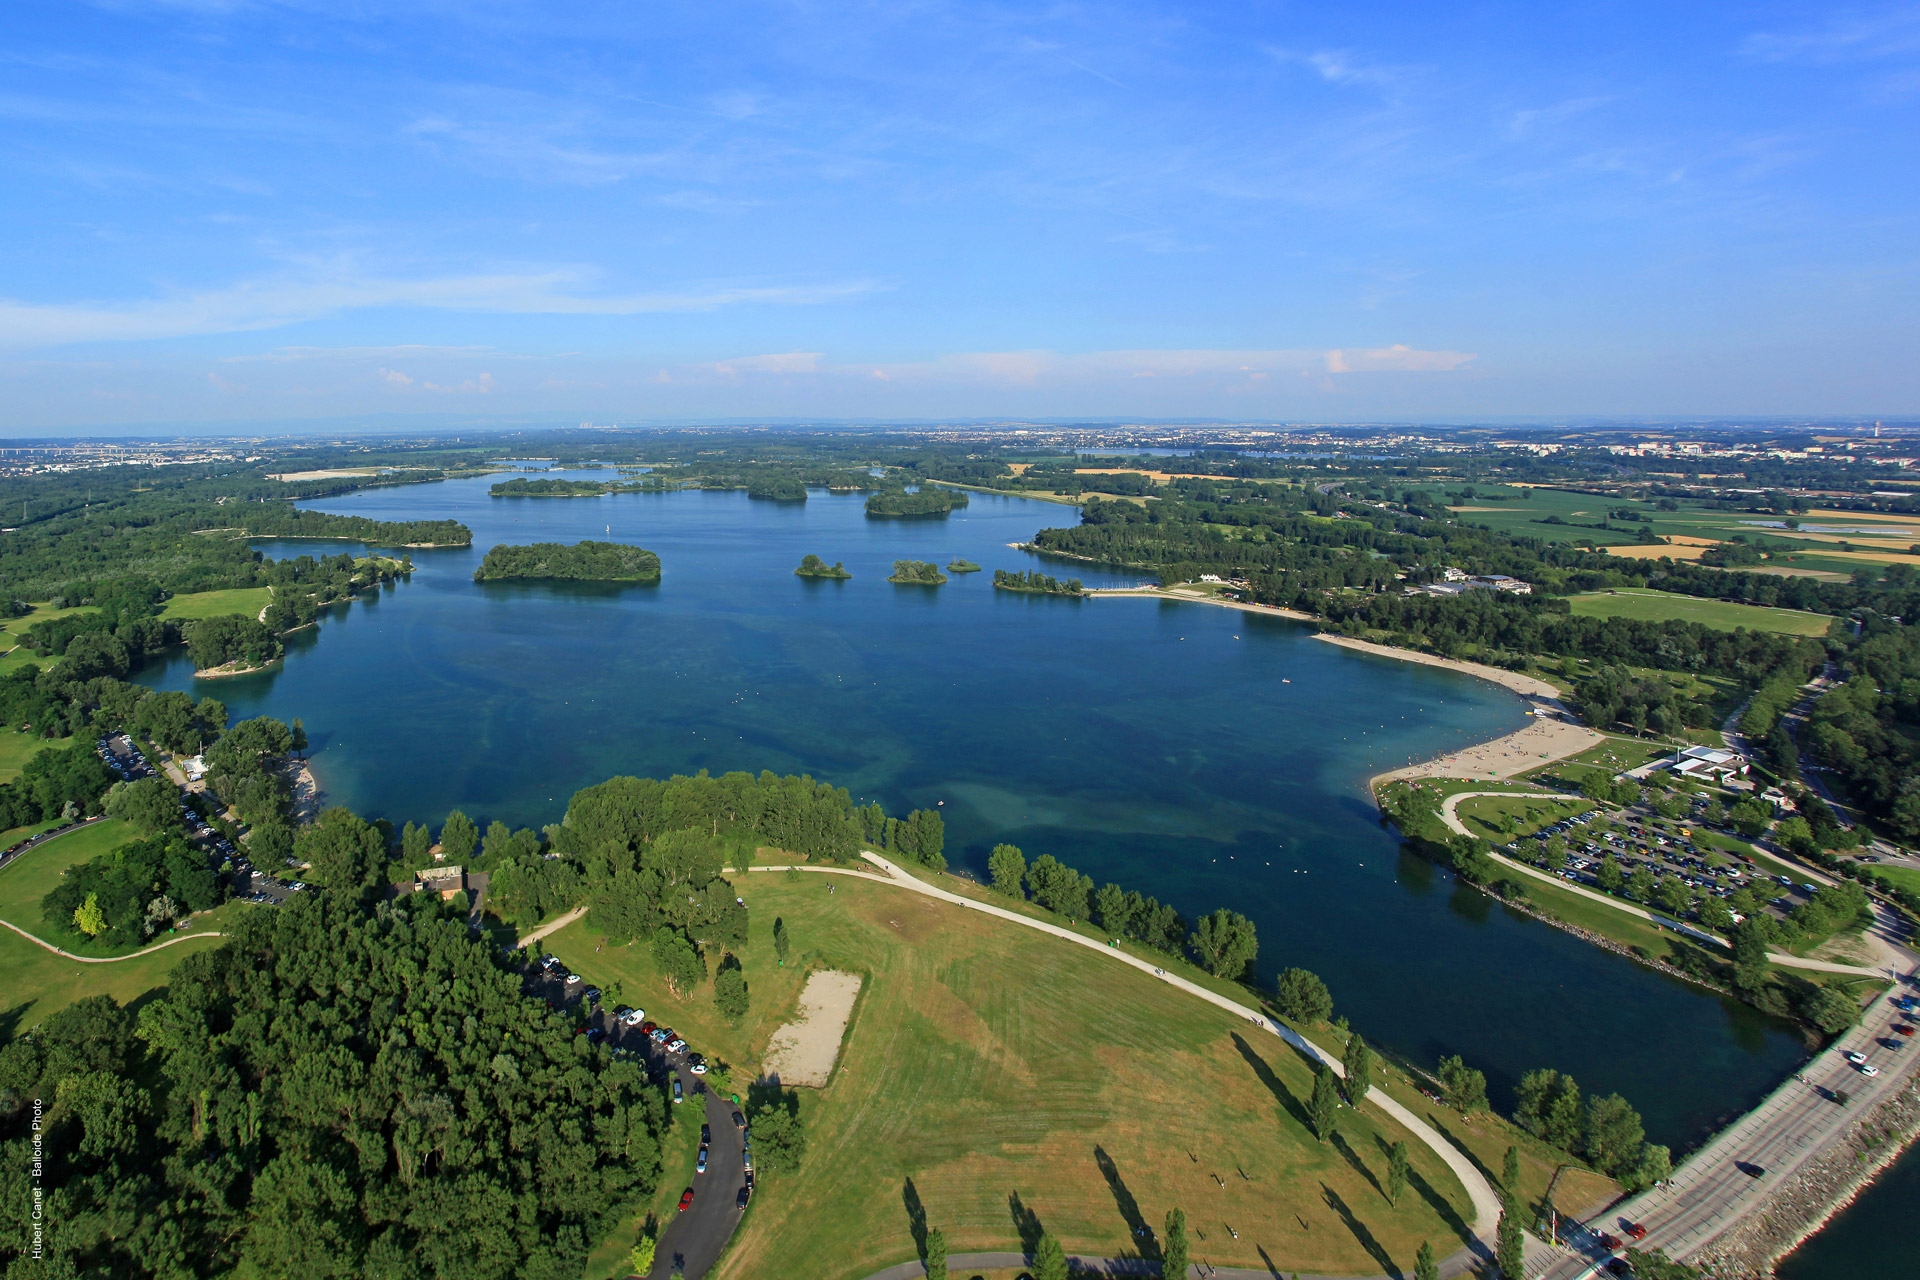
1566,589,1834,637
159,586,273,621
545,872,1476,1280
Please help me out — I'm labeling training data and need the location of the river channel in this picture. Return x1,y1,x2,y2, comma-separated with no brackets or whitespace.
144,470,1807,1150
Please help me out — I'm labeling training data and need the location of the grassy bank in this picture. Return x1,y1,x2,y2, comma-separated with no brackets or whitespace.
545,872,1479,1280
1566,589,1833,637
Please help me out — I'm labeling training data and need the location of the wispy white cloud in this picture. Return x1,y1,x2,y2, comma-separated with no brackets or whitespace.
1739,7,1920,64
1266,46,1414,95
0,271,880,347
672,345,1475,385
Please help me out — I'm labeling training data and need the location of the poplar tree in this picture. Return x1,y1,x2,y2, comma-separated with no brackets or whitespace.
924,1227,947,1280
1386,1141,1408,1206
1162,1208,1189,1280
1343,1034,1374,1109
1310,1063,1339,1143
1414,1241,1439,1280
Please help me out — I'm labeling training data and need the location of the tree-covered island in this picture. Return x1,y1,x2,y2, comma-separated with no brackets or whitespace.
993,568,1084,596
865,486,969,518
946,558,982,573
473,541,662,583
888,560,948,585
794,554,852,579
489,477,641,497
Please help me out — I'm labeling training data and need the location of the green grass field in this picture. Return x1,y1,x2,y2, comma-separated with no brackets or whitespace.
1457,794,1593,841
0,728,72,783
0,819,238,958
159,586,273,621
545,872,1477,1280
1566,589,1833,637
0,924,226,1034
0,603,99,674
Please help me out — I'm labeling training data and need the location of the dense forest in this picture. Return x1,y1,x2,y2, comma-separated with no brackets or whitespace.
0,892,666,1280
489,477,633,497
182,614,284,673
1808,621,1920,841
865,486,969,518
473,542,662,583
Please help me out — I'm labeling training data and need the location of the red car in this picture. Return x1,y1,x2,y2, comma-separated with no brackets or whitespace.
640,1021,657,1036
1625,1222,1647,1241
1598,1233,1622,1252
1896,1025,1915,1037
678,1188,695,1213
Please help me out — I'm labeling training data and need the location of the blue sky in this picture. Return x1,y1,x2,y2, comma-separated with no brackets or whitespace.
3,1,1917,430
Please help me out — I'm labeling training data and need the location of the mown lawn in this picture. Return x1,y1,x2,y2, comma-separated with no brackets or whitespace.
0,728,72,783
546,872,1478,1280
159,586,273,621
0,819,240,958
1566,589,1833,637
1457,795,1593,841
0,923,226,1034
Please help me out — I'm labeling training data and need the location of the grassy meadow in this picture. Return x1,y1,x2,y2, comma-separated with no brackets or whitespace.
159,586,273,621
0,727,72,783
0,818,239,958
544,871,1480,1280
1565,589,1833,637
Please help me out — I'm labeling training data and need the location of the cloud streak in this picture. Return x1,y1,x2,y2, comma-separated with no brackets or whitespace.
0,272,880,347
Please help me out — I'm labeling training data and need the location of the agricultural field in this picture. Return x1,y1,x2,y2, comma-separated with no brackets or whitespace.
1565,589,1834,637
545,872,1479,1280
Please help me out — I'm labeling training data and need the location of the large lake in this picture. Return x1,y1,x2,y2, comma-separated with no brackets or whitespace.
147,470,1806,1148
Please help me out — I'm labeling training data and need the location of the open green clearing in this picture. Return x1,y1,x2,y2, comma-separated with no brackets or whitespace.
0,603,96,674
1457,794,1593,841
544,872,1477,1280
0,924,225,1035
0,819,237,958
158,586,274,621
0,728,72,783
1566,589,1833,637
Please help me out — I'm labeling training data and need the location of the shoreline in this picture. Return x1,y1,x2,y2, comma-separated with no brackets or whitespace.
193,658,283,679
1083,585,1602,788
1694,1073,1920,1279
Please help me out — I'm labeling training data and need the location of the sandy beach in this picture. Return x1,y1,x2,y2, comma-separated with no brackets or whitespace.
1087,587,1601,788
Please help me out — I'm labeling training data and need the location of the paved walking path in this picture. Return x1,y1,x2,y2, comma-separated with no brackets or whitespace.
0,819,227,963
746,854,1505,1280
1436,791,1887,978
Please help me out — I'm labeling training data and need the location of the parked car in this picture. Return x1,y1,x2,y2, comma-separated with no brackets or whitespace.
736,1186,750,1209
679,1188,695,1213
689,1059,708,1075
564,973,582,986
1846,1051,1867,1065
672,1079,683,1104
701,1123,711,1145
582,987,601,1004
584,1027,605,1045
696,1147,708,1174
1858,1063,1880,1077
619,1007,645,1027
731,1110,746,1128
1624,1222,1646,1241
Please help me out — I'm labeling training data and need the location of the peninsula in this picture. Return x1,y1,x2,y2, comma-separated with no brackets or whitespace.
472,540,662,582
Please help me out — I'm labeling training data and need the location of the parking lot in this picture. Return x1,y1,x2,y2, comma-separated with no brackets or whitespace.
519,955,752,1278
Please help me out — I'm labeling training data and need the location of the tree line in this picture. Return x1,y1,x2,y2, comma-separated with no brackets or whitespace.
866,487,970,518
991,569,1084,596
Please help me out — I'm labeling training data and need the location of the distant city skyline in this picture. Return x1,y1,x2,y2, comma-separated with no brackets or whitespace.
4,1,1918,429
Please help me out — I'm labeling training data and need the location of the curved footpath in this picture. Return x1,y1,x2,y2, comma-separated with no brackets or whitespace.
1435,791,1885,978
740,854,1508,1280
0,820,225,964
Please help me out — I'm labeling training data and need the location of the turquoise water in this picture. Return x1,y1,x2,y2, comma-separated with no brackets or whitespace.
1776,1142,1918,1280
146,471,1806,1147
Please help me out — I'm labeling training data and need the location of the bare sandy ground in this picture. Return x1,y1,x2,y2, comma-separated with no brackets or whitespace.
759,970,862,1088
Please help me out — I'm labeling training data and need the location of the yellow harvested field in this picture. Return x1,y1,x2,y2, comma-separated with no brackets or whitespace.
1799,507,1920,528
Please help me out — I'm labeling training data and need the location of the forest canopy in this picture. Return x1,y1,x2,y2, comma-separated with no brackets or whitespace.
473,541,662,583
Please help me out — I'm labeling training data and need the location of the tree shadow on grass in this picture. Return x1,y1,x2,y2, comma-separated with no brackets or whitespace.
1095,1145,1154,1261
903,1176,928,1260
1332,1132,1384,1199
1009,1190,1044,1254
1255,1244,1286,1277
1321,1184,1402,1280
1404,1163,1479,1259
1232,1032,1312,1130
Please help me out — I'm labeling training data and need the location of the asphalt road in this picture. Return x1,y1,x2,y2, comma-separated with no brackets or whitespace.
1534,968,1920,1279
516,960,749,1280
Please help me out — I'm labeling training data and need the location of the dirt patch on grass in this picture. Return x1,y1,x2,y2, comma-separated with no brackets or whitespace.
760,969,863,1088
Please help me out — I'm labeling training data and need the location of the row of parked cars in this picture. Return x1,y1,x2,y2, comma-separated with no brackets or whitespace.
531,953,753,1215
96,734,157,782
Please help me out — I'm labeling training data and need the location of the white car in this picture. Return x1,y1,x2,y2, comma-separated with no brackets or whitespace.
1857,1063,1880,1077
1846,1051,1867,1065
620,1008,645,1027
689,1060,708,1075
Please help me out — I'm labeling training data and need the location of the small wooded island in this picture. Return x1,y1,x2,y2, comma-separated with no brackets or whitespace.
993,568,1084,596
946,558,981,573
865,486,969,518
888,560,948,585
489,477,641,497
795,554,852,579
473,541,662,582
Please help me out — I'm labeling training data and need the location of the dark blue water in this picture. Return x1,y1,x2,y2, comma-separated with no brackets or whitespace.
1776,1143,1918,1280
146,471,1806,1147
